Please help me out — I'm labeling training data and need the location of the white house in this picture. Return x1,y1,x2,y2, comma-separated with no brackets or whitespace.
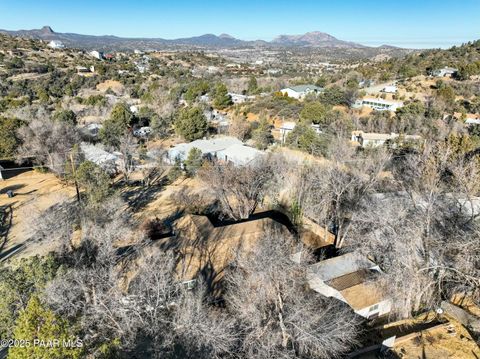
217,144,264,165
228,93,256,104
382,85,397,93
47,40,65,49
80,143,119,174
308,252,392,319
89,50,104,60
432,67,457,77
351,131,422,148
354,98,403,112
166,137,242,164
465,114,480,125
280,121,322,143
280,85,323,99
133,126,152,138
280,122,297,143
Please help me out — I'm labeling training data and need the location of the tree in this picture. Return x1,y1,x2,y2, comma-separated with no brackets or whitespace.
198,155,280,220
247,76,258,94
319,86,348,106
285,122,328,156
17,119,78,175
53,109,77,126
212,83,232,109
225,234,359,358
228,112,251,141
0,254,60,339
99,103,133,148
118,133,138,183
251,117,273,150
184,147,203,177
300,102,330,125
8,296,82,359
345,142,480,318
0,117,23,158
174,106,208,141
76,161,111,204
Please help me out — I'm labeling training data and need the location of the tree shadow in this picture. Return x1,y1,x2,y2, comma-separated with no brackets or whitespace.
121,179,168,212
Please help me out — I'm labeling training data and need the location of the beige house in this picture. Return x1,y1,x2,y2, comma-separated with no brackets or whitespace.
308,252,392,319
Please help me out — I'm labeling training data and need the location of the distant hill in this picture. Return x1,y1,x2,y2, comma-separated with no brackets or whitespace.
271,31,366,48
0,26,401,52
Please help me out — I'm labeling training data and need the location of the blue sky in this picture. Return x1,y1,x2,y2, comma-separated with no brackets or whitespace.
1,0,479,48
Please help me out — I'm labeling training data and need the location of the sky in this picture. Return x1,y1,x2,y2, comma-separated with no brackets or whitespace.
1,0,479,49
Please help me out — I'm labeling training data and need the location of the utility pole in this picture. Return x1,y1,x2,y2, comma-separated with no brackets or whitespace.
69,151,81,203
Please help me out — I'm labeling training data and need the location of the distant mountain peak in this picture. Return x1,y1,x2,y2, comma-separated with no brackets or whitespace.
272,31,364,48
219,33,235,39
40,26,54,34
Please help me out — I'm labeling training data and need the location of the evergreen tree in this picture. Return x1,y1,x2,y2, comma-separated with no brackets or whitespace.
8,296,82,359
212,83,232,109
174,107,208,141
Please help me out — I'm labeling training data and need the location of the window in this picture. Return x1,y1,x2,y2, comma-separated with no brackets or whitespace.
369,304,379,312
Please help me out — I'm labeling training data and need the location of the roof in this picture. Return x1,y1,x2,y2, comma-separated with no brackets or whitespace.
362,97,403,106
340,281,385,310
300,216,336,249
280,122,296,130
174,214,291,284
168,136,242,161
309,252,376,282
217,144,264,165
286,84,323,93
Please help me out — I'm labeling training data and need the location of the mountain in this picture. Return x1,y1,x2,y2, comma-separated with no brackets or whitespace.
272,31,365,48
0,26,388,51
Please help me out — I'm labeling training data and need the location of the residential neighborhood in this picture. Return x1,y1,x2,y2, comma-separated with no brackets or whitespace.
0,2,479,358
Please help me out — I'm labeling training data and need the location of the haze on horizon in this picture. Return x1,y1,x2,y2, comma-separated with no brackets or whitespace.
1,0,479,49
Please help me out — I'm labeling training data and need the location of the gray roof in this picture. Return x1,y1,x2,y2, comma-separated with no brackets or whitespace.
309,252,376,281
167,137,242,162
217,144,264,165
288,84,323,93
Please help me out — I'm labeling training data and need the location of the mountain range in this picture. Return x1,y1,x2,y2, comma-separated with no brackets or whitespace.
0,26,394,51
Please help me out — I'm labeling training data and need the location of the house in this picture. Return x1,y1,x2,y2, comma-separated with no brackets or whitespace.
89,50,104,60
280,122,297,143
465,113,480,125
228,93,256,104
173,213,291,286
280,85,323,99
308,252,392,319
133,126,152,138
280,121,322,143
80,143,118,174
166,137,242,164
47,40,65,49
432,67,458,77
382,85,397,93
351,131,422,148
76,66,90,73
354,98,404,112
217,144,264,165
81,123,103,138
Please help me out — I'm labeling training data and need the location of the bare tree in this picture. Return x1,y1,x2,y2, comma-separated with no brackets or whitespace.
225,233,360,359
289,138,390,248
118,132,138,184
345,141,480,318
17,118,78,175
198,155,282,220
